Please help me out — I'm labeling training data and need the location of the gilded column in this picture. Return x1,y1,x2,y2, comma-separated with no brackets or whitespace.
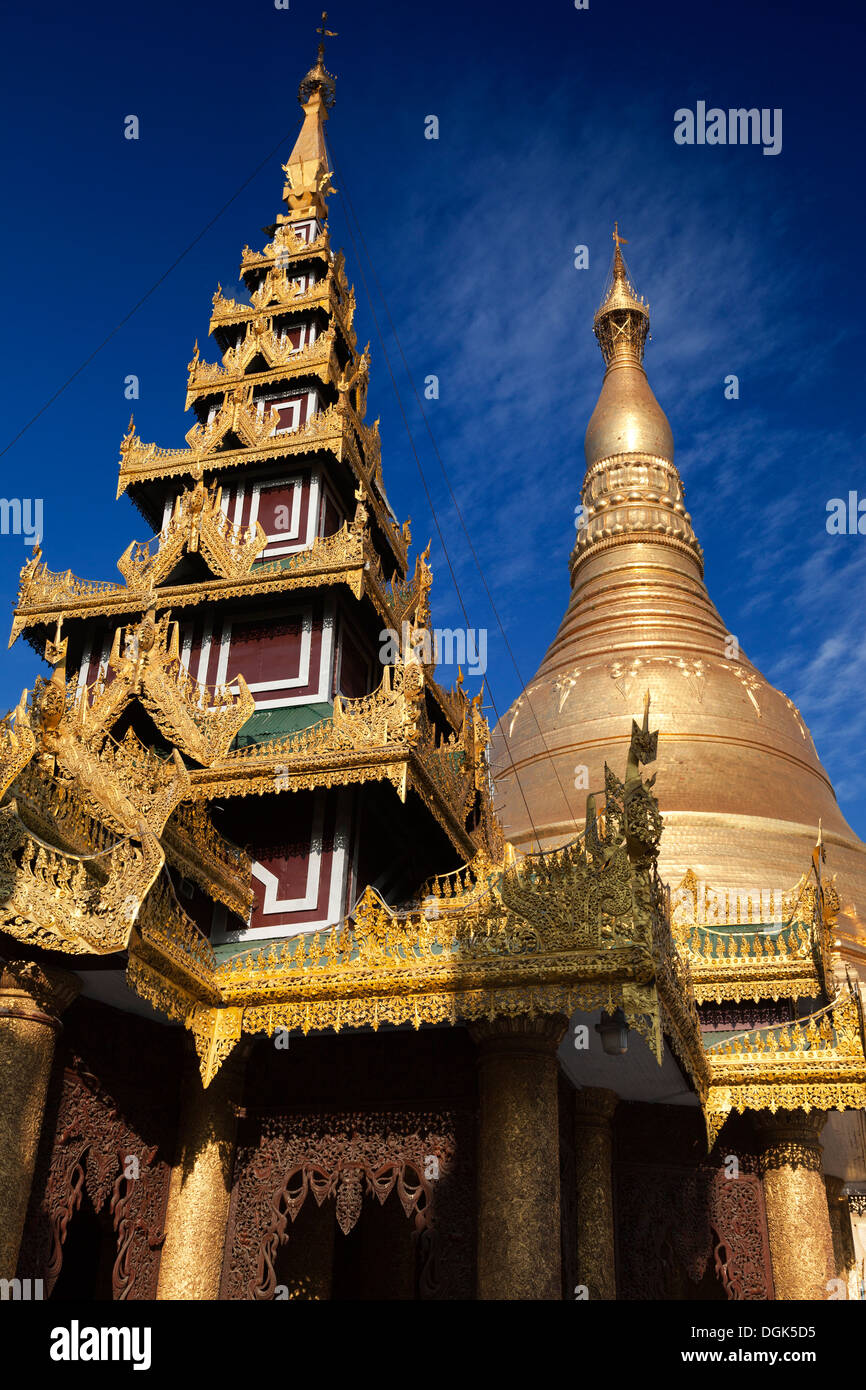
0,960,79,1279
157,1046,246,1301
573,1087,618,1300
825,1176,855,1288
756,1110,835,1300
471,1014,567,1300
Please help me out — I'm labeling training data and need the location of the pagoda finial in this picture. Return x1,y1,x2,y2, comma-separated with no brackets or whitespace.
317,10,337,61
280,13,338,222
298,11,338,109
593,226,650,368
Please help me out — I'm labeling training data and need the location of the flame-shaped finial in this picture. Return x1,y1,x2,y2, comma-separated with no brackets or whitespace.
298,10,338,108
593,225,651,367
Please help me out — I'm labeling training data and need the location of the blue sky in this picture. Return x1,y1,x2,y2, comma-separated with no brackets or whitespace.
1,0,865,830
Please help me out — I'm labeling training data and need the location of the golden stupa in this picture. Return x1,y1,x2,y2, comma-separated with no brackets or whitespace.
492,228,866,970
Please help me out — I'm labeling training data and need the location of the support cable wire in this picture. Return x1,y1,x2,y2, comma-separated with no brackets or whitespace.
328,145,582,847
0,124,310,460
324,153,547,853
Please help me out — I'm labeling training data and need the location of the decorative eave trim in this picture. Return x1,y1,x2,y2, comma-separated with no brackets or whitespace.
117,410,408,575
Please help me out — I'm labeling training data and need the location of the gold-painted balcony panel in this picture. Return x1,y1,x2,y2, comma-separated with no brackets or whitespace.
185,324,338,406
116,405,408,575
12,519,427,663
162,801,254,922
117,403,347,491
239,224,330,275
125,704,709,1093
671,859,837,1004
134,873,220,1004
209,266,356,348
704,986,866,1144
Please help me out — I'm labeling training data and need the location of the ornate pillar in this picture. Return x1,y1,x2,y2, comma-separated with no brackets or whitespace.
471,1014,567,1300
756,1110,835,1300
825,1176,855,1287
0,960,79,1278
156,1046,246,1301
573,1087,618,1300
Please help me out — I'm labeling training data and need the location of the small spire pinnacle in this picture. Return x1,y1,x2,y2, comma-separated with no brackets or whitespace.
593,225,650,367
582,231,677,477
317,10,338,60
299,11,338,108
282,13,339,223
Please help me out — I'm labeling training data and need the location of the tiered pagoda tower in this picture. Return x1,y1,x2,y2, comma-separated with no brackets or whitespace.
10,35,497,955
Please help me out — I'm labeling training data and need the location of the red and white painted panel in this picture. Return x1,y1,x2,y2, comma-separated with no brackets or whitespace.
77,631,114,691
334,610,375,699
228,469,319,559
264,385,319,434
283,219,321,246
212,788,354,943
213,599,334,710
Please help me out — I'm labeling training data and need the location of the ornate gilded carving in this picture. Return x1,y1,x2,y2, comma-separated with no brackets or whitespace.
118,706,709,1106
704,986,866,1145
82,610,253,767
10,513,432,663
615,1157,774,1300
187,1004,245,1087
212,273,356,350
0,622,247,955
183,657,491,861
0,802,164,955
186,325,338,404
222,1109,473,1301
163,801,254,920
17,1060,173,1300
0,690,37,800
118,477,267,590
240,223,330,274
572,453,703,577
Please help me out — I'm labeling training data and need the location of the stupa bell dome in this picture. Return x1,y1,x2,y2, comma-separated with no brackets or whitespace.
491,230,866,969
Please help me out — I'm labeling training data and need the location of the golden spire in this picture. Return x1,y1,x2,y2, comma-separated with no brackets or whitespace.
593,224,650,367
583,229,675,471
299,11,338,108
281,13,338,222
